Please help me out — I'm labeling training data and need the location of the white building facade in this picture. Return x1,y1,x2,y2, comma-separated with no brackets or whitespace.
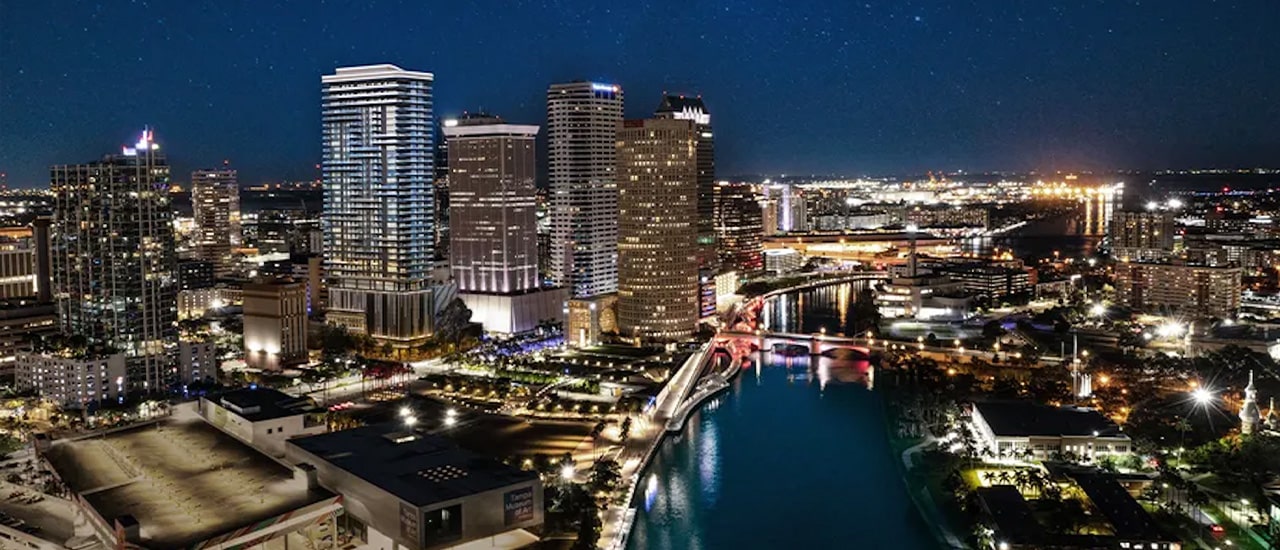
322,64,439,347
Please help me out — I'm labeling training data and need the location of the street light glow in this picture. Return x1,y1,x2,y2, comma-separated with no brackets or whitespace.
1090,303,1106,317
1157,322,1186,338
1192,387,1213,405
560,464,576,481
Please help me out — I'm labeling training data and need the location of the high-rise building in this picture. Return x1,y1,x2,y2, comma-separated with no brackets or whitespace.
1110,209,1175,261
780,185,808,232
713,182,764,277
760,197,780,236
51,129,179,391
546,81,624,299
655,95,718,317
322,64,438,347
445,114,540,294
191,166,241,276
444,114,564,335
1114,260,1241,317
616,118,699,341
243,278,308,371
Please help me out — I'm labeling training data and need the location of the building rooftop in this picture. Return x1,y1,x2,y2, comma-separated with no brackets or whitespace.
974,401,1126,438
1071,472,1172,541
289,423,538,508
214,387,317,422
44,415,333,549
974,485,1040,543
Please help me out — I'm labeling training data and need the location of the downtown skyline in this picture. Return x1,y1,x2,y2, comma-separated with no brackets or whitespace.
2,1,1280,187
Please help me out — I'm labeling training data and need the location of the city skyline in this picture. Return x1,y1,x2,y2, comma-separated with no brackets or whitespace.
3,2,1279,187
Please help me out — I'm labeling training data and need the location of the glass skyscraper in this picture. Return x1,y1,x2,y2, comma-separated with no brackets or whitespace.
546,81,624,299
51,129,178,392
321,64,437,346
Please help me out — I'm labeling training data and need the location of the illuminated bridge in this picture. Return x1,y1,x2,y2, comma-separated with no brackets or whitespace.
718,330,872,358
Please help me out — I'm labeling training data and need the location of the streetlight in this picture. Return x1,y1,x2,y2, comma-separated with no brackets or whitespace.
560,464,576,481
404,415,418,427
1089,303,1106,317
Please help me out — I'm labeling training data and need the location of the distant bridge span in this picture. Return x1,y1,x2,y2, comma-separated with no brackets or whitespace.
719,330,872,358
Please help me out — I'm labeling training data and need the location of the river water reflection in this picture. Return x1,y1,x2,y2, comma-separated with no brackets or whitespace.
627,283,936,550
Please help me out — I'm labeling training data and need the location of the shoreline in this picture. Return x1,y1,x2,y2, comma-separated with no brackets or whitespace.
604,348,740,550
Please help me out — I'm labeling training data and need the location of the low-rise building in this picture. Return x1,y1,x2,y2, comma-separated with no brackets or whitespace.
763,248,802,275
199,386,326,458
566,294,617,348
971,401,1131,460
178,339,217,385
1114,260,1242,318
936,264,1032,301
286,423,543,550
14,351,126,408
0,301,56,377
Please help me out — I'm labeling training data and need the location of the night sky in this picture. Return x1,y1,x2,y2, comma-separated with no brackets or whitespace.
1,1,1277,187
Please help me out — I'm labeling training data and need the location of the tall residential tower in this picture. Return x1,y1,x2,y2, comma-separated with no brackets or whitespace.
51,130,178,391
321,64,438,346
191,165,241,276
546,81,624,299
616,118,699,341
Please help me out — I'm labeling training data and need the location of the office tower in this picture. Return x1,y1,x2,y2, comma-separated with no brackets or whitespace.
713,182,764,276
322,64,437,346
546,81,624,298
0,226,40,299
191,166,241,276
616,118,699,341
243,278,308,371
51,129,179,391
1114,260,1241,318
444,114,564,334
445,114,539,293
1110,209,1175,261
760,197,779,235
655,95,718,317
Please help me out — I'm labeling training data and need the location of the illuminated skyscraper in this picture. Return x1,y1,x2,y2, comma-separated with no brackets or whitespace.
51,130,178,392
616,117,699,341
546,81,624,298
444,114,564,334
713,182,764,276
322,64,438,346
191,165,241,276
655,94,718,317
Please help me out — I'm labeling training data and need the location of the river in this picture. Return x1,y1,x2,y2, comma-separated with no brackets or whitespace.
627,282,936,549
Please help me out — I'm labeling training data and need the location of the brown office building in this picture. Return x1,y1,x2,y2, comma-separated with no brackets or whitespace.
443,114,563,335
243,278,308,370
616,118,699,341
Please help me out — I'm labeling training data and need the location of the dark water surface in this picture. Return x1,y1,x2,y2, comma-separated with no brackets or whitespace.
627,283,935,550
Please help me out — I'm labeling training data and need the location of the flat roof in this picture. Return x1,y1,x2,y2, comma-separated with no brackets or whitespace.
974,485,1041,543
975,401,1126,438
1072,473,1172,541
289,423,538,508
44,416,333,549
215,387,317,422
